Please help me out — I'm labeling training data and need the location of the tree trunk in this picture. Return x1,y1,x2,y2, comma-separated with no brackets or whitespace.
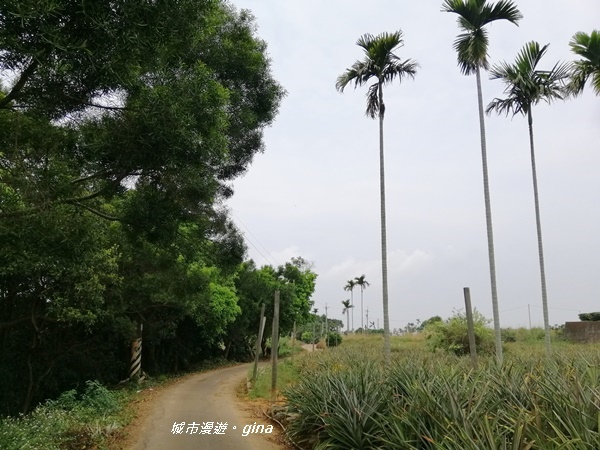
350,289,354,332
475,67,503,365
528,110,551,355
346,309,350,333
360,287,364,334
378,81,391,364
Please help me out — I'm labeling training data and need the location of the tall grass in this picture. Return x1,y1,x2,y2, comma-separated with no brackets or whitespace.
0,380,126,450
283,343,600,449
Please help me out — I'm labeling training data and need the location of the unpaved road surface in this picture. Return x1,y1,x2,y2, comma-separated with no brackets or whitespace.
130,363,283,450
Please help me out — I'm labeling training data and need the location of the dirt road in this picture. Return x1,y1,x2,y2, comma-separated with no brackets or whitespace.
130,363,283,450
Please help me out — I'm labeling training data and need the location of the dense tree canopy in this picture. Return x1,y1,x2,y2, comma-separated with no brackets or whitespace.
0,0,295,415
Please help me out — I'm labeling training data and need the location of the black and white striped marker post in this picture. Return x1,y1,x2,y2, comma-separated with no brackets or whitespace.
129,323,143,381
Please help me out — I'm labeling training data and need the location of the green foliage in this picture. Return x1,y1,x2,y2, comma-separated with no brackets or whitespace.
301,331,318,344
425,309,495,356
326,332,343,347
248,359,299,400
501,327,517,342
0,380,124,450
568,30,600,96
442,0,522,75
276,336,294,358
0,0,285,415
418,315,442,331
226,258,317,360
579,312,600,321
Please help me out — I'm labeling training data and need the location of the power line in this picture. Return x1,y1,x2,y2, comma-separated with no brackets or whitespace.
231,210,278,266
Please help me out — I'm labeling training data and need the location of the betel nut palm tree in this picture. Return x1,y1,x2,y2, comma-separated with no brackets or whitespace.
568,30,600,96
354,274,370,333
344,279,357,331
336,31,418,363
442,0,522,365
487,42,570,356
341,299,353,333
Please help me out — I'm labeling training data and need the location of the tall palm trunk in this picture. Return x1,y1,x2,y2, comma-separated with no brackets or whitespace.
346,309,350,333
475,67,503,365
527,110,551,355
360,287,364,334
378,81,391,363
350,290,354,332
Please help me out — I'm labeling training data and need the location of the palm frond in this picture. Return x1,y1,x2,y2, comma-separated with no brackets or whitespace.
592,70,600,95
381,59,419,85
336,59,374,92
356,33,376,52
569,30,600,61
481,0,523,27
453,29,489,74
486,96,521,116
443,0,521,74
336,30,418,118
487,41,569,118
365,82,380,119
568,30,600,96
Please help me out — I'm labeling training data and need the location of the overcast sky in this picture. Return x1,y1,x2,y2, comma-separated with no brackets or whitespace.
226,0,600,331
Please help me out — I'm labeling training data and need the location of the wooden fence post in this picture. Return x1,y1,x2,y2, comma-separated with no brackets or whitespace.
252,303,266,383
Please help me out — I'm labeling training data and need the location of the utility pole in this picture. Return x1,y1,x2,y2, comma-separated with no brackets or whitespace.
271,291,280,402
528,304,532,329
366,308,369,332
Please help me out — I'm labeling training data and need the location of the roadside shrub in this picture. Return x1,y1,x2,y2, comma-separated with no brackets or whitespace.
301,331,318,344
277,336,293,357
579,312,600,321
326,331,342,347
501,328,517,342
425,309,494,356
0,380,123,450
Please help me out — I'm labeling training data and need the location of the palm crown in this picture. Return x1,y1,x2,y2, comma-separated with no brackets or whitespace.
442,0,522,75
355,275,370,289
341,299,352,313
487,42,570,117
335,31,418,118
568,30,600,96
344,280,356,292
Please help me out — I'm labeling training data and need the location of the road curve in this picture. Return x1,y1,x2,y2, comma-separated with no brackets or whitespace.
131,363,283,450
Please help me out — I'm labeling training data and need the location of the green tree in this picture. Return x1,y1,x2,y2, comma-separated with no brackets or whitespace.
0,0,284,414
486,42,570,356
336,31,418,363
579,312,600,321
342,299,353,333
425,309,494,356
419,315,443,331
343,279,357,331
227,258,317,359
442,0,522,365
568,30,600,96
354,275,370,334
1,1,283,229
